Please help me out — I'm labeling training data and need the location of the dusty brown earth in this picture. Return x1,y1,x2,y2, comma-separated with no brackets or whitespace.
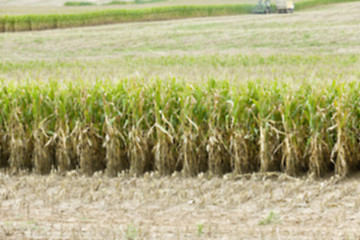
1,171,360,239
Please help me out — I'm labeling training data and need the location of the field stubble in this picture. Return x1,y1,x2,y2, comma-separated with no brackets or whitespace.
1,171,360,239
1,2,360,61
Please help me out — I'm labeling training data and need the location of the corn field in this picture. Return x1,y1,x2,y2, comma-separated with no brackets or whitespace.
0,78,359,177
0,4,253,32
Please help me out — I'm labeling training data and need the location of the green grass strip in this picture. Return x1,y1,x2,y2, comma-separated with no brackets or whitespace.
0,4,255,32
295,0,360,9
66,0,170,6
64,1,96,6
103,1,129,5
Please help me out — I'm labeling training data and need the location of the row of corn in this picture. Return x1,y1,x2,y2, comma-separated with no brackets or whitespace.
0,78,359,177
0,4,252,32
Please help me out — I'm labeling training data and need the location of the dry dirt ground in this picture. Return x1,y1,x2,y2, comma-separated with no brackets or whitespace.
1,171,360,239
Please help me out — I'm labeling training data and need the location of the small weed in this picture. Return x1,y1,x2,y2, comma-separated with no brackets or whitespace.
197,224,204,237
258,211,281,225
26,220,37,225
126,224,137,240
33,38,44,44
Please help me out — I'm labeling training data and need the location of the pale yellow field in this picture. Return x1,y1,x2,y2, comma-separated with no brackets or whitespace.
1,2,360,60
1,2,360,83
1,171,360,239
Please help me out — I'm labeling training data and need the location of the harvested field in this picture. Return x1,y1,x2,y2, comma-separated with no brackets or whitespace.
1,2,360,62
1,172,360,239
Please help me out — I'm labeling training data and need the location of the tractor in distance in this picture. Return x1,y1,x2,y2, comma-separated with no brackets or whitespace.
253,0,294,14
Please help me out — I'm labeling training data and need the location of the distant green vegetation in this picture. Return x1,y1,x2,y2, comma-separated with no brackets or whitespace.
103,0,169,5
103,1,128,5
0,4,253,32
65,0,178,6
64,1,96,6
134,0,169,4
295,0,360,9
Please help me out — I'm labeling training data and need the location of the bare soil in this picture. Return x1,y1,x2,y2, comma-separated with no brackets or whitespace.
1,171,360,239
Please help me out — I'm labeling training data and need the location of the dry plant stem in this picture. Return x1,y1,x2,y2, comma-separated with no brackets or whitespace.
282,134,296,175
332,127,358,177
32,128,56,174
77,127,106,176
309,133,332,178
9,118,32,173
55,128,75,172
180,131,197,177
128,127,153,176
331,97,360,177
180,128,207,177
333,128,348,176
153,127,177,176
230,131,252,174
259,125,270,172
207,129,231,176
0,131,10,169
259,122,283,173
282,132,308,176
104,123,128,177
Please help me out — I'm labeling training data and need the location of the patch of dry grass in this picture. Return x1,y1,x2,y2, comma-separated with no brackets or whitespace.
0,2,359,85
1,2,360,62
1,171,360,239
